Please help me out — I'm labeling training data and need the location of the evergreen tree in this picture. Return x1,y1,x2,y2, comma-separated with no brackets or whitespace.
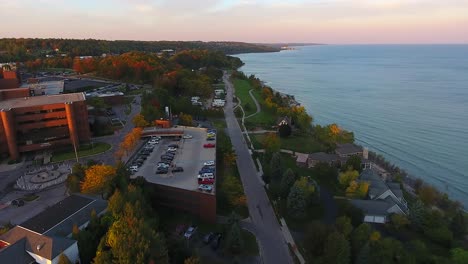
355,242,370,264
409,199,425,228
287,185,307,219
225,223,244,254
323,231,351,264
451,210,467,239
280,168,296,198
335,216,353,238
269,152,282,182
351,223,371,256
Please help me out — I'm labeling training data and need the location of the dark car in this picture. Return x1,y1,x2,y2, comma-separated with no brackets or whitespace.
206,137,216,141
203,232,215,244
199,169,215,174
201,165,215,170
211,233,222,250
161,158,173,163
172,167,184,172
168,144,179,148
165,152,176,156
160,155,174,160
156,168,168,174
139,152,150,157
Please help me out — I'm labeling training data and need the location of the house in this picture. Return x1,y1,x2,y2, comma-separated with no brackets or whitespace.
295,153,309,167
304,143,371,169
0,194,107,263
276,116,292,127
0,226,79,264
335,143,363,158
306,152,344,168
350,169,408,224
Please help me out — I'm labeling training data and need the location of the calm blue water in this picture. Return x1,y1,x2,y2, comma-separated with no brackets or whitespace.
236,45,468,207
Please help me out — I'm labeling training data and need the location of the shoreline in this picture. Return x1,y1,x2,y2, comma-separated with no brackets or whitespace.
248,75,463,208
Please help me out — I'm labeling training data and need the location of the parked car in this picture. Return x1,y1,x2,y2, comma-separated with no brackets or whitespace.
129,165,139,173
161,158,172,163
148,139,159,145
160,155,174,160
164,152,176,157
157,161,170,166
204,161,215,166
139,152,150,157
137,155,147,160
158,163,170,168
167,147,177,152
203,143,215,148
172,167,184,172
184,226,198,239
206,137,216,141
203,232,215,244
211,233,222,250
151,136,161,140
156,168,168,174
198,178,215,185
198,184,213,192
168,144,179,148
183,134,193,139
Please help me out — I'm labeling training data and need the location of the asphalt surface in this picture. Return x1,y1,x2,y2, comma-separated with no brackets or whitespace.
223,72,293,264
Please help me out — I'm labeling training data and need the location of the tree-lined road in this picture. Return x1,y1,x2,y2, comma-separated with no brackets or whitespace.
223,72,293,264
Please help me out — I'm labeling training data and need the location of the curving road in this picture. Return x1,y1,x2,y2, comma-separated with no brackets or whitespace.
223,72,293,264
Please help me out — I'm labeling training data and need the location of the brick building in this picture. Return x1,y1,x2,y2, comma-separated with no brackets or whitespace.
0,93,91,160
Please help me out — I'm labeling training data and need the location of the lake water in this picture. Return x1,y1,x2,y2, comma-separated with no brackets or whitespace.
236,45,468,207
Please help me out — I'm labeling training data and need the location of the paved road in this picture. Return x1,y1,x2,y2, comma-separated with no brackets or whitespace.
223,72,293,264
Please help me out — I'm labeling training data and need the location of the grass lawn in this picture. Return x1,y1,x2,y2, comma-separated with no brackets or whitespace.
51,142,111,162
233,79,257,117
250,133,323,153
241,229,259,255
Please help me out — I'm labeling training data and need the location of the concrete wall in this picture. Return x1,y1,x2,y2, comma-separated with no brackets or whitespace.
149,183,216,224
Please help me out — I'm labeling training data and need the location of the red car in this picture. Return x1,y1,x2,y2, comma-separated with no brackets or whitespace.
203,143,215,148
198,178,215,185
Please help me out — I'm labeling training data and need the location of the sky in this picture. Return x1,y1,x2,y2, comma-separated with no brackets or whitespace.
1,0,468,44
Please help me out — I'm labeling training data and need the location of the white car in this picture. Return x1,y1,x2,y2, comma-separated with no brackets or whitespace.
183,134,193,139
157,163,169,168
204,161,215,166
148,139,159,145
198,184,213,192
167,147,177,152
151,136,161,140
129,165,139,172
184,226,197,239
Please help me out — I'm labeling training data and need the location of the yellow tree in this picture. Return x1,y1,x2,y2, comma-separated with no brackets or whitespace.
330,124,341,136
179,113,193,126
81,165,117,194
132,113,149,128
338,169,359,188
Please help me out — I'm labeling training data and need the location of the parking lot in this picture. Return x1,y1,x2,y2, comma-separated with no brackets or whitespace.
130,127,216,194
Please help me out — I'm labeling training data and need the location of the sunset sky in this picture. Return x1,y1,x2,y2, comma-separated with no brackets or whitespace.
1,0,468,44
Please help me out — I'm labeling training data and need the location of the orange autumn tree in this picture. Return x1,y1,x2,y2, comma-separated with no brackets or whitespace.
81,165,117,195
116,127,143,160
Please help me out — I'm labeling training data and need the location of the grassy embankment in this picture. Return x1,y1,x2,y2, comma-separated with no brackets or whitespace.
51,142,111,162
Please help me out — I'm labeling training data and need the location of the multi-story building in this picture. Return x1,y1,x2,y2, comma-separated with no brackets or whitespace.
0,93,91,160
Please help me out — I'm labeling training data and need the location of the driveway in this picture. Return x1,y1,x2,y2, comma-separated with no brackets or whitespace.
223,72,293,264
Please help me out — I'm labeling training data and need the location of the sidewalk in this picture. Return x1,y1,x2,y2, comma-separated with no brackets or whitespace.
280,218,306,264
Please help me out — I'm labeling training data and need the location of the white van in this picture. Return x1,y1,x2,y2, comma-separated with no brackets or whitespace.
197,173,214,180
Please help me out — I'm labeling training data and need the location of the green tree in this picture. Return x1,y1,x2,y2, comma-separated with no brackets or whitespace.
323,231,351,264
409,199,425,228
225,222,244,254
351,223,371,256
406,240,430,264
278,123,292,138
418,185,439,206
57,253,72,264
338,169,359,188
87,97,109,110
304,221,329,257
335,216,353,238
355,243,370,264
343,155,362,172
451,248,468,264
263,133,281,154
390,214,410,230
66,174,81,193
451,210,467,239
280,168,296,198
269,152,282,182
287,185,307,219
369,238,407,264
293,176,315,201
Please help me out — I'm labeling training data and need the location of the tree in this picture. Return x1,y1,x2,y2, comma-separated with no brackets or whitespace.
355,243,370,264
338,169,359,188
418,185,439,206
369,238,408,264
409,199,425,228
293,177,315,201
57,253,72,264
66,174,81,193
369,231,381,242
323,231,351,264
406,240,430,264
80,165,117,195
343,155,362,172
179,113,193,126
269,152,282,182
263,133,281,154
451,210,467,239
351,223,371,256
184,256,201,264
132,113,149,127
225,222,244,254
278,123,292,138
287,185,307,219
390,214,410,230
280,168,296,198
451,248,468,264
336,216,353,238
304,221,329,257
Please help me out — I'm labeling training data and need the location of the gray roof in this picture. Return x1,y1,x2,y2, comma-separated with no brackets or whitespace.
0,238,35,264
20,194,106,236
308,152,341,163
350,199,395,216
0,226,76,260
335,143,362,156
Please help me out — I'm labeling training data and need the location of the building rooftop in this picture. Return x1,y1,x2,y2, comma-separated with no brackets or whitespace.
335,143,363,156
350,199,395,216
132,127,216,194
308,152,342,162
20,195,101,235
0,92,85,110
0,226,75,261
